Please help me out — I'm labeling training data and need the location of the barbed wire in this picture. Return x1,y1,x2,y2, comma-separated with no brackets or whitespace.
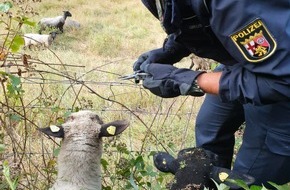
0,51,201,189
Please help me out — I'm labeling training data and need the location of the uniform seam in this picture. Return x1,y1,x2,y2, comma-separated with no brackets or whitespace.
203,0,210,14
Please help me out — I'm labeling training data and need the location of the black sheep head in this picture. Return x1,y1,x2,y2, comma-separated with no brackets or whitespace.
63,11,72,18
153,147,255,190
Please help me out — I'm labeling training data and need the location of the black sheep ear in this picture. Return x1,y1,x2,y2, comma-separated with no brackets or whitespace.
153,152,178,174
39,125,64,138
99,120,129,137
210,166,255,189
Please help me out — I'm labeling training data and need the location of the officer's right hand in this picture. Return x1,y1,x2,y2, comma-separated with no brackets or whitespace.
142,63,205,98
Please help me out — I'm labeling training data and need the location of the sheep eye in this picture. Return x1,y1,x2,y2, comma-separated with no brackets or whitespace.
90,115,103,124
90,116,97,121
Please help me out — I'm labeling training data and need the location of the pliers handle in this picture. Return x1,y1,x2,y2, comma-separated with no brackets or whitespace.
119,70,150,83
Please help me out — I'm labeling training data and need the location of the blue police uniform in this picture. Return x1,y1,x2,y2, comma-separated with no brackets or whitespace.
192,1,290,185
140,0,290,186
195,65,245,169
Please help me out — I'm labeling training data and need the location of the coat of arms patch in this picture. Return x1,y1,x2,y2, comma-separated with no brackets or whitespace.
230,19,277,63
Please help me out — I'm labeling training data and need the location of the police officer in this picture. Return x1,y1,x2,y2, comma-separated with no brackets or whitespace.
136,0,245,169
134,0,290,186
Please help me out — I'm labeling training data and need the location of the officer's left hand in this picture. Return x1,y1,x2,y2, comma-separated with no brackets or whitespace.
142,64,205,98
133,34,191,71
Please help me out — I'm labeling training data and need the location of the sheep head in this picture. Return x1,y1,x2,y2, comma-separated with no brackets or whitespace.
63,11,72,18
153,147,255,190
39,111,129,189
39,110,129,141
49,31,59,40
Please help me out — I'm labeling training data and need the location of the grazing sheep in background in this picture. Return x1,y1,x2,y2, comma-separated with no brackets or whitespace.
153,147,255,190
23,31,58,49
39,110,129,190
64,18,81,29
39,11,72,34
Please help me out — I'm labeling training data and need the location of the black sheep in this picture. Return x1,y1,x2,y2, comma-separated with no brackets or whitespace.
153,147,255,190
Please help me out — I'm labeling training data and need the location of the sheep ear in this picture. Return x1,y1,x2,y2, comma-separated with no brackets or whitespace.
153,152,178,174
210,166,255,189
39,125,64,138
99,120,129,137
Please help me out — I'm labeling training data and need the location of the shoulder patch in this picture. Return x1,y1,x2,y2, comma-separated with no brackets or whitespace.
230,19,277,63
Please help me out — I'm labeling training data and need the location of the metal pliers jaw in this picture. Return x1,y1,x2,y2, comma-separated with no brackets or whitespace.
119,70,150,84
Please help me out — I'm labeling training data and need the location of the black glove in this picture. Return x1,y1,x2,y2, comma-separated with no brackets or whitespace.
142,64,205,98
133,34,191,71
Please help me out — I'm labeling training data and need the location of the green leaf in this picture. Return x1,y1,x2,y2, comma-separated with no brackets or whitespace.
3,160,10,176
0,144,5,152
212,179,230,190
0,2,13,13
12,177,18,189
51,106,61,112
129,172,139,190
6,74,23,97
226,179,250,190
260,186,269,190
22,17,36,27
144,165,158,177
64,111,72,118
134,155,145,170
10,114,21,122
249,185,263,190
0,71,8,76
53,147,60,157
101,158,109,171
3,160,18,190
210,62,219,71
13,16,36,27
47,159,56,168
10,35,24,52
9,74,21,87
268,182,290,190
14,35,25,46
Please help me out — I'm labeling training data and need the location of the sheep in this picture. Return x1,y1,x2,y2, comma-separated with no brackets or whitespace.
153,147,255,190
64,18,81,29
23,31,58,49
39,11,72,34
39,110,129,190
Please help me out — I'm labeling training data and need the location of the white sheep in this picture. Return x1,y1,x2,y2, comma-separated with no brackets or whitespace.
64,18,81,29
39,110,129,190
39,11,72,34
23,31,58,49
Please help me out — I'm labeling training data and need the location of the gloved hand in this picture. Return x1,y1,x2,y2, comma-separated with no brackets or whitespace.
142,64,205,98
133,34,191,71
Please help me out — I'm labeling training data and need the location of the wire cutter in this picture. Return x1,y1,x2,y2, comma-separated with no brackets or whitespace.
119,70,150,84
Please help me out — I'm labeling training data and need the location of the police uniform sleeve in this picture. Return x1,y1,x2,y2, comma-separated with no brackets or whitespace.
204,0,290,105
141,0,159,19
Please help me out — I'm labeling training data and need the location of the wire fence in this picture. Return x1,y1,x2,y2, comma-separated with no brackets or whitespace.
0,51,205,189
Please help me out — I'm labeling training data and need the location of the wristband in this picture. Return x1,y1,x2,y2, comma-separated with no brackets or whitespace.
187,80,205,96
